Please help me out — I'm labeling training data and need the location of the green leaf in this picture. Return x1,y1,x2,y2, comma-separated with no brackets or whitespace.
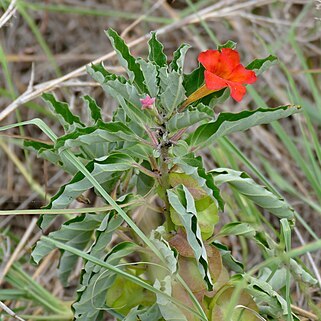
217,40,237,50
217,221,256,238
154,276,188,321
55,120,139,152
150,227,177,275
289,259,317,286
167,103,213,132
189,105,301,147
246,55,278,75
172,153,224,211
160,70,186,114
137,58,159,97
212,168,295,219
148,32,167,68
87,62,113,80
83,95,102,123
106,28,146,92
73,214,128,321
242,274,288,317
32,213,106,285
167,185,213,291
124,304,162,321
183,64,205,96
102,78,153,128
42,93,84,132
211,241,244,273
38,153,134,229
170,43,190,73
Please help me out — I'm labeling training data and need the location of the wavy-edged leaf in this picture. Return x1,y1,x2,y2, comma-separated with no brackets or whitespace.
103,78,153,127
172,153,224,211
32,213,105,285
289,259,317,286
124,304,162,321
167,185,213,291
154,276,188,321
247,55,278,75
160,70,186,114
137,58,159,97
106,28,146,92
42,93,84,132
150,227,177,275
148,32,167,68
167,103,213,132
217,221,256,238
217,40,237,50
211,241,244,273
73,214,128,321
241,274,288,317
55,120,139,152
24,140,55,161
83,95,102,124
189,105,301,147
170,43,190,73
212,168,295,219
38,153,134,229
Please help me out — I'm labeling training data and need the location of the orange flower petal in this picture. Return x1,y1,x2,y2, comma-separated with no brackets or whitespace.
227,82,247,102
198,50,220,74
228,64,257,84
204,70,228,91
217,48,241,78
197,47,257,103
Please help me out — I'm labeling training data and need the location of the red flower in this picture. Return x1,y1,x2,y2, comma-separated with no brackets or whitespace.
198,48,257,102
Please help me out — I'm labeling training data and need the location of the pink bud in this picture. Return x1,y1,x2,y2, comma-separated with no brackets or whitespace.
140,95,156,110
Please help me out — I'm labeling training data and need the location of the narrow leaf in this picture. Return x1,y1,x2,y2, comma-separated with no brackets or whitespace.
103,78,153,127
38,154,134,229
42,93,84,132
137,58,159,97
154,276,188,321
167,103,213,132
189,105,301,147
170,43,190,73
212,168,295,219
106,28,146,92
73,215,131,321
172,153,224,211
217,40,237,50
167,185,213,291
160,70,186,114
148,32,167,67
217,221,256,238
55,121,139,151
83,95,102,123
246,55,278,75
32,213,105,285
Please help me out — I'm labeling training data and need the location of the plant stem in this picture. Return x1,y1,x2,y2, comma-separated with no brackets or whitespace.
158,139,175,232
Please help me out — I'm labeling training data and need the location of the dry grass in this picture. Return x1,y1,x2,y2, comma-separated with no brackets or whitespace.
0,0,320,320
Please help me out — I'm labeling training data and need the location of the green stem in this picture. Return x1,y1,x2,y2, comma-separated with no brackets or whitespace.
158,141,175,232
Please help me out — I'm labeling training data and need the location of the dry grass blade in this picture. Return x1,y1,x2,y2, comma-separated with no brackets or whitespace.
0,0,17,29
0,217,38,285
0,301,26,321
